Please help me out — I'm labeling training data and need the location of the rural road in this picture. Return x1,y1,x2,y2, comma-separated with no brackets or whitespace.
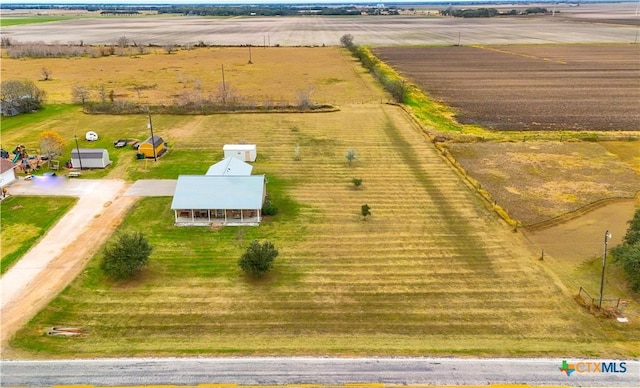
1,357,639,386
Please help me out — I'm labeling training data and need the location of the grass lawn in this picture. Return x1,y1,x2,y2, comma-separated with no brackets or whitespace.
10,104,639,358
0,196,77,274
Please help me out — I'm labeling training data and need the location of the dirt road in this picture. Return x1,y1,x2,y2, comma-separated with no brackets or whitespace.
0,178,137,349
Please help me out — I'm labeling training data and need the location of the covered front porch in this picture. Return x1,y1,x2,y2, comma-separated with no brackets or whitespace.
174,208,261,226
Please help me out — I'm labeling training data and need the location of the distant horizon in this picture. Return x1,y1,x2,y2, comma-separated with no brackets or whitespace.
0,0,618,4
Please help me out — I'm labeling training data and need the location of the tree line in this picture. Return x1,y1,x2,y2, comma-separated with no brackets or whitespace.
612,209,640,292
340,34,407,104
440,7,549,18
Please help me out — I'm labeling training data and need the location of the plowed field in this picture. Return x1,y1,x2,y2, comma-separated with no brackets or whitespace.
373,45,640,131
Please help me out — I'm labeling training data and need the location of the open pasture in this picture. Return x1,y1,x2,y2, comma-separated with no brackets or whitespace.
12,103,639,358
0,46,379,107
445,141,640,226
372,44,640,131
1,3,638,46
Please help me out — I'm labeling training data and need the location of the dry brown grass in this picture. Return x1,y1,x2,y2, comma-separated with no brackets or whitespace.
446,141,640,226
0,47,380,107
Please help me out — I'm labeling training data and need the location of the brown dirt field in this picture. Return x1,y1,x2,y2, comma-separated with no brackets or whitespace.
446,141,640,226
2,3,638,46
372,44,640,131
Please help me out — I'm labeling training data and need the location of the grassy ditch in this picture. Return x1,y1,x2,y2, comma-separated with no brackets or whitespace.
0,196,77,274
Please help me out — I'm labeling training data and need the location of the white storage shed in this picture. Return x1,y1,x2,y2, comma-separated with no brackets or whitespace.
71,148,112,169
223,144,257,162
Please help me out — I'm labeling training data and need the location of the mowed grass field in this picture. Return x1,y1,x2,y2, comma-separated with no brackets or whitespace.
7,107,638,357
2,48,639,358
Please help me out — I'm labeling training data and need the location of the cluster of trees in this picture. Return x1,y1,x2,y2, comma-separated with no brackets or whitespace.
100,233,281,280
72,80,325,115
611,209,640,291
441,7,500,18
0,80,45,116
340,34,407,104
2,40,151,59
441,7,548,18
166,5,363,17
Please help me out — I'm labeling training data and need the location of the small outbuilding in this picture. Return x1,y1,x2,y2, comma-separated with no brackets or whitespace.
71,148,112,169
138,135,166,159
206,157,253,176
0,158,18,187
223,144,257,162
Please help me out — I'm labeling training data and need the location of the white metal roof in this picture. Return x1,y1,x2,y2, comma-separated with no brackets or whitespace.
223,144,256,151
71,148,108,159
206,157,253,176
171,175,265,210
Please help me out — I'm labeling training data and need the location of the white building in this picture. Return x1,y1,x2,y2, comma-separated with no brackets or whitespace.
223,144,257,162
71,148,112,169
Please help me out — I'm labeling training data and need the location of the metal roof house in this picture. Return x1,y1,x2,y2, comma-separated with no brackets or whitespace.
71,148,112,169
206,157,253,176
171,175,266,226
223,144,257,162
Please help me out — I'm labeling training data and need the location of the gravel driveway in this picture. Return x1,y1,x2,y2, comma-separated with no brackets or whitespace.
1,177,180,347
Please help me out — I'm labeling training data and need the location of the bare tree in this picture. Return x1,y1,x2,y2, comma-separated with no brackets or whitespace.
163,44,176,54
1,80,45,114
1,37,13,47
296,86,314,109
117,35,129,47
41,67,52,81
71,84,90,105
340,34,355,49
98,84,107,103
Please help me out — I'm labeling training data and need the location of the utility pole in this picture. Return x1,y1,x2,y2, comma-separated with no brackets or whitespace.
221,64,226,91
148,114,157,162
598,230,612,309
74,135,83,170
